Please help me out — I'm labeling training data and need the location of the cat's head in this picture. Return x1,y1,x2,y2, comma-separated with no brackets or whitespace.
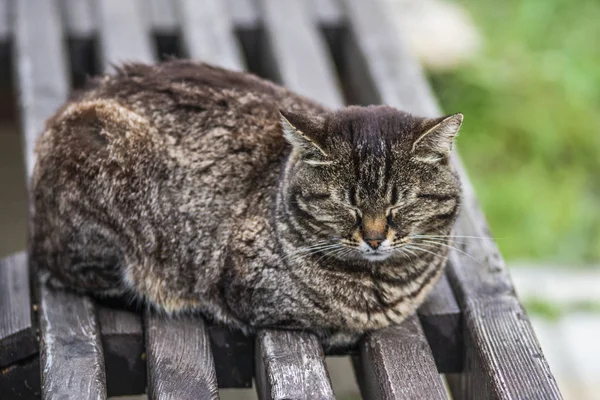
278,105,462,263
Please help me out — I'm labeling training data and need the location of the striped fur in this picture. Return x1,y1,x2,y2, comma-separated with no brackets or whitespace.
31,61,462,349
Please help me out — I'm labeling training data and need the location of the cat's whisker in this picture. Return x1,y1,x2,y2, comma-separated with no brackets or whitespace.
397,246,419,261
284,243,348,263
410,234,494,240
282,243,341,259
417,239,482,266
410,236,468,247
400,244,446,260
315,246,353,264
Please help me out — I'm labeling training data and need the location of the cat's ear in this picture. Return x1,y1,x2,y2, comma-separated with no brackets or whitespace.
412,113,463,163
279,110,330,164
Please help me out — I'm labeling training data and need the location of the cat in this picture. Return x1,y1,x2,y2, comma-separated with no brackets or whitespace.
31,60,462,348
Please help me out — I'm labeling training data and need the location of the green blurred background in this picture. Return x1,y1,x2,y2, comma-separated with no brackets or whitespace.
429,0,600,264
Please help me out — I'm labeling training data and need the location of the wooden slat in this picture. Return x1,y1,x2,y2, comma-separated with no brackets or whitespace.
96,0,154,66
96,0,153,67
354,314,448,399
341,0,563,398
417,273,462,373
146,312,219,400
14,0,69,179
177,0,244,70
259,0,343,108
0,252,37,368
255,330,335,400
14,0,108,398
39,285,107,399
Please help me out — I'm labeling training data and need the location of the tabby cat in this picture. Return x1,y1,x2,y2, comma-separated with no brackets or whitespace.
32,61,462,348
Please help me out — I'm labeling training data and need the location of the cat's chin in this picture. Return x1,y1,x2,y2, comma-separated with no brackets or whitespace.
360,252,392,262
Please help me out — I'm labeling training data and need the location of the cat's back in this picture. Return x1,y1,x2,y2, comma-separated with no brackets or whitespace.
31,61,325,298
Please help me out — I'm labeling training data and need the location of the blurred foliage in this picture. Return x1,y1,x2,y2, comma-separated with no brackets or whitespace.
429,0,600,263
524,298,600,320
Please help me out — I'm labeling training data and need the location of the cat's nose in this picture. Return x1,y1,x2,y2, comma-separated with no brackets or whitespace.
366,238,384,250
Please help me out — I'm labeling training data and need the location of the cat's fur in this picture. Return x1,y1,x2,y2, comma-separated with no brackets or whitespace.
32,60,462,348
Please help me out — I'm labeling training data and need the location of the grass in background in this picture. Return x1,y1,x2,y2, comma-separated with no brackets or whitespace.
430,0,600,264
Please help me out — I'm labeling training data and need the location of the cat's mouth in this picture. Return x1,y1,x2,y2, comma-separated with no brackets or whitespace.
361,251,392,262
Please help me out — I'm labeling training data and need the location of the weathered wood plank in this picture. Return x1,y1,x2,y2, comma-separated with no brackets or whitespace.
354,314,448,399
341,0,562,398
145,312,219,400
259,0,343,108
177,0,244,70
417,273,462,373
255,330,335,400
96,0,154,67
13,0,69,179
0,252,37,368
39,283,107,400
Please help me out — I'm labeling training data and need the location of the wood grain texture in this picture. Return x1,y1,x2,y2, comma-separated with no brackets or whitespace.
177,0,245,70
354,314,448,400
95,0,154,67
417,273,463,373
0,252,37,368
39,282,107,400
13,0,69,178
340,0,562,398
259,0,343,108
145,311,219,400
255,330,335,400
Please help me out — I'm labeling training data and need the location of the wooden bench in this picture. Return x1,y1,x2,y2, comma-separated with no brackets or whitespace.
0,0,562,398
